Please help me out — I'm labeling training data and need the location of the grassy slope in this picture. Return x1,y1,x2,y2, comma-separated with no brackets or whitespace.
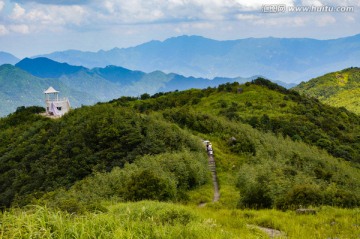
294,67,360,114
1,202,359,238
1,81,360,238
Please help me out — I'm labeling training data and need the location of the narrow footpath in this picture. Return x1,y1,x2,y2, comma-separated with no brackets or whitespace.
206,142,220,202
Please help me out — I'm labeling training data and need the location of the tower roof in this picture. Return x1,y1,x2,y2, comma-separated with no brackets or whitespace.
44,86,59,94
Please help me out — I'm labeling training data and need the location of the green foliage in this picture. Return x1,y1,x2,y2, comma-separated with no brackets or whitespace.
236,132,360,209
251,77,288,94
36,151,209,213
153,91,360,209
132,88,211,113
0,104,204,208
0,105,45,128
294,67,360,114
228,135,256,156
200,81,360,163
125,169,176,201
140,93,150,100
1,202,359,239
2,78,360,212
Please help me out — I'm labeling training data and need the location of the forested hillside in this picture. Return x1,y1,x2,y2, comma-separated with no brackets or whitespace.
1,79,360,238
294,67,360,114
1,79,360,212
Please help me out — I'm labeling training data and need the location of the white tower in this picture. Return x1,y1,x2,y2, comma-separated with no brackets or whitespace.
44,87,71,117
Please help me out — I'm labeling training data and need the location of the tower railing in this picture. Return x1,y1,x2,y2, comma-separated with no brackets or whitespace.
45,97,69,102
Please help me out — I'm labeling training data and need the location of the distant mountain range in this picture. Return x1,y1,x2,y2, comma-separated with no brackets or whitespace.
35,34,360,83
0,57,257,116
294,67,360,114
0,52,19,65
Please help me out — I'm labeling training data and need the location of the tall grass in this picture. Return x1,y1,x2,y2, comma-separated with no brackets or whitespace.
1,202,359,239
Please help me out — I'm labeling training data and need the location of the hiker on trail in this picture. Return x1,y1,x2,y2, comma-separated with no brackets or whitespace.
207,143,213,155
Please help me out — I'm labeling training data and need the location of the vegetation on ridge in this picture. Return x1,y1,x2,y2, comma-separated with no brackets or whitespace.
1,78,360,238
0,104,207,209
294,67,360,114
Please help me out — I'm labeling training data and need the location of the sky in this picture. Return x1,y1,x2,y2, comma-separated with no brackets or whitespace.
0,0,359,58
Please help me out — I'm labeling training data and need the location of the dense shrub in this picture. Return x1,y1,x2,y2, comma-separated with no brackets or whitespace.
284,184,324,207
228,136,256,156
235,125,360,209
36,151,209,211
125,169,176,201
251,78,288,94
0,104,204,208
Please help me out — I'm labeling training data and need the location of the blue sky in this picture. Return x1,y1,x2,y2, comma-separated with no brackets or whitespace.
0,0,359,58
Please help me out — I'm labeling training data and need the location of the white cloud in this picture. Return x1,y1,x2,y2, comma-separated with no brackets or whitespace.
0,25,9,35
319,0,360,7
176,22,215,31
15,0,91,5
9,24,30,34
301,0,323,6
103,1,115,14
0,1,5,12
91,0,298,24
316,15,336,26
236,14,260,21
235,0,295,10
0,0,357,40
345,15,355,22
10,4,87,28
250,14,313,27
4,0,354,32
192,22,215,29
11,3,26,19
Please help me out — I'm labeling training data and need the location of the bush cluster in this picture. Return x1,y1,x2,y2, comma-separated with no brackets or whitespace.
0,104,204,208
38,151,209,213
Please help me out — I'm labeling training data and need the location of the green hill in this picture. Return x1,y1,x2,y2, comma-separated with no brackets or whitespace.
294,67,360,114
1,80,360,238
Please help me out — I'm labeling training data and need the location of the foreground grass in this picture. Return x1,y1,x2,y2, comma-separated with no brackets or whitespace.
1,201,359,239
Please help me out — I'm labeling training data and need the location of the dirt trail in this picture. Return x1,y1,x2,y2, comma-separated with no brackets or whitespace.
208,153,220,202
247,225,287,238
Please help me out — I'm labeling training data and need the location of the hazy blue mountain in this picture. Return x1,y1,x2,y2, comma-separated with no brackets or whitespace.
38,34,360,83
16,57,257,98
93,65,145,84
159,75,253,92
0,57,262,116
0,64,96,116
0,52,19,65
16,57,86,78
6,57,295,116
273,80,297,89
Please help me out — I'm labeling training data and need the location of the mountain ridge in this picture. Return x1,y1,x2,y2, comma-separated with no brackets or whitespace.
0,51,19,65
16,57,86,78
1,57,260,116
36,34,360,83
